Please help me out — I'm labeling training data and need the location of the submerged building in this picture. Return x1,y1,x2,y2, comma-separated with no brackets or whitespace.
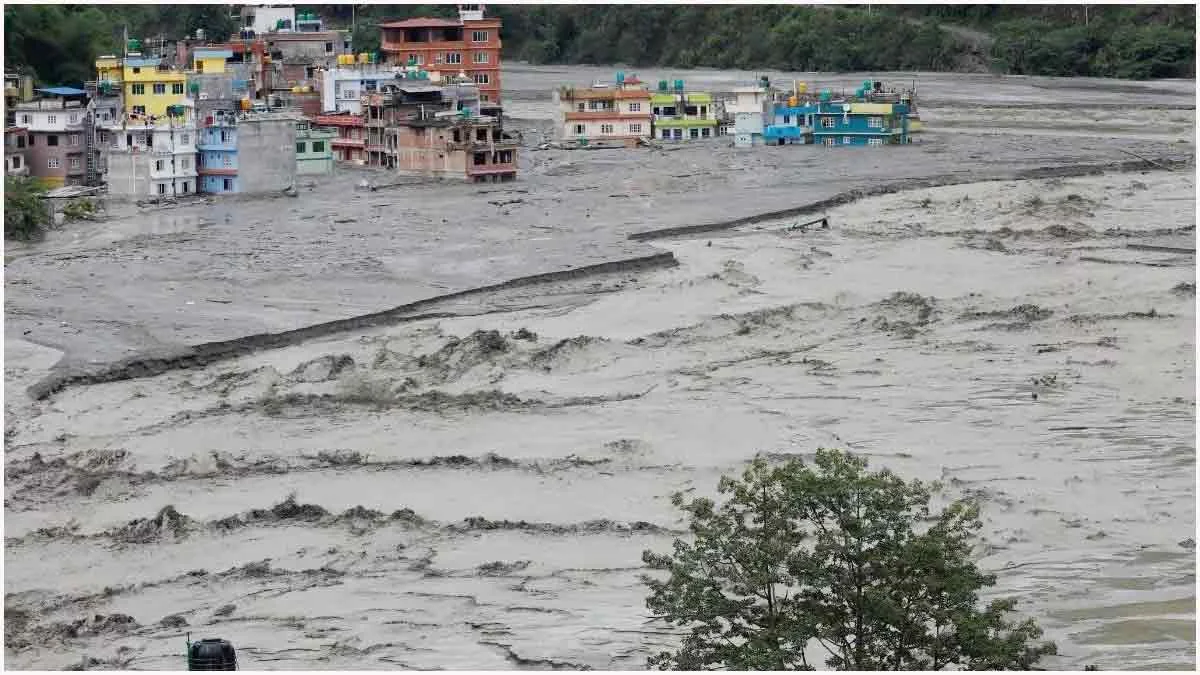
724,79,774,148
553,73,652,146
362,78,517,182
197,109,298,194
295,120,335,175
650,80,718,141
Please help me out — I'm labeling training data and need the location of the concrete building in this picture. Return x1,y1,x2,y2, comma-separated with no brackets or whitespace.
121,56,190,118
241,5,297,34
314,112,366,164
5,126,30,176
379,4,502,103
361,80,516,182
13,90,91,187
295,121,335,175
725,80,774,148
650,81,718,141
554,74,652,146
101,111,198,199
320,65,408,115
5,73,35,125
196,110,297,194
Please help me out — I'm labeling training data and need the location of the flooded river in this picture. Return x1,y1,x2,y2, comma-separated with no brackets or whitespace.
4,66,1197,669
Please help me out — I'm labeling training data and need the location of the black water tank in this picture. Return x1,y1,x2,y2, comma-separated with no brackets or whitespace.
188,638,238,671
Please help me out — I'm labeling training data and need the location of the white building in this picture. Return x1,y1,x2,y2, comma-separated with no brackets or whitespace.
100,115,199,198
242,5,297,34
725,83,773,148
320,66,405,114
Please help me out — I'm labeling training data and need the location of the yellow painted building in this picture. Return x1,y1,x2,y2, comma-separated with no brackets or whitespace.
192,48,233,75
120,57,188,117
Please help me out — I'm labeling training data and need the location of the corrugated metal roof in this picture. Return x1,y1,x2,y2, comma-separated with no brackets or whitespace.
379,17,462,29
35,86,87,97
124,58,162,68
194,48,234,59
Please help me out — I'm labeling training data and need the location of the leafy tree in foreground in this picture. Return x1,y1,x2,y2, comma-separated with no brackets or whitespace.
5,176,49,242
642,449,1056,670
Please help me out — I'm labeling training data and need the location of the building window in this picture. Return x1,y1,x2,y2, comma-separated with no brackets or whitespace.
409,53,423,65
21,114,30,125
182,182,189,194
69,113,78,124
47,135,58,146
630,123,642,134
783,115,791,124
153,83,166,94
821,117,836,129
600,124,614,134
473,151,487,165
11,156,21,169
47,157,60,168
16,136,25,148
843,136,852,144
133,67,141,74
702,127,711,138
445,52,462,64
174,83,185,94
573,124,585,135
132,84,145,95
673,128,683,140
576,103,585,112
472,30,488,42
868,138,883,146
69,158,80,169
629,102,641,112
473,73,490,85
158,183,166,195
156,159,165,171
868,116,883,128
473,51,488,64
690,128,700,139
223,178,233,191
220,130,230,142
181,133,189,144
47,115,57,125
824,137,836,146
325,42,333,53
133,105,146,115
223,155,233,167
313,141,325,153
297,142,307,153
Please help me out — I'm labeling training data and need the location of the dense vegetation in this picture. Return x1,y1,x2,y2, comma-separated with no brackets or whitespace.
643,450,1057,670
4,4,1193,86
5,176,49,242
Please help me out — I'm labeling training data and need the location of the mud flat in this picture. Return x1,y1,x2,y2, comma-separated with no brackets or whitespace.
5,166,1194,669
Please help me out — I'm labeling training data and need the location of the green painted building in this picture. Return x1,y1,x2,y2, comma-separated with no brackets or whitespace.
295,122,335,176
650,90,719,141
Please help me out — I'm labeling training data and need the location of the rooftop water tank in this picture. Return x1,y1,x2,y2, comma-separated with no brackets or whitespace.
616,71,625,83
658,80,668,92
673,79,683,91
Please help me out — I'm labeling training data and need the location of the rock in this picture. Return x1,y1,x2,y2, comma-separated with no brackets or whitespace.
290,354,356,383
1178,538,1195,550
160,614,189,628
213,604,236,618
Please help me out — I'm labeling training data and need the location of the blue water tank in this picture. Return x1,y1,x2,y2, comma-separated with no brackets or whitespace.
616,71,625,83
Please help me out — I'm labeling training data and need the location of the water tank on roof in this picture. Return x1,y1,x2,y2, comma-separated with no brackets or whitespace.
616,71,625,83
673,79,683,92
128,39,141,52
657,80,667,92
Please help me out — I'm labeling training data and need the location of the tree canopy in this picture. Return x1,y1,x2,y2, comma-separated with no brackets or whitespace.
642,449,1057,670
3,4,1193,86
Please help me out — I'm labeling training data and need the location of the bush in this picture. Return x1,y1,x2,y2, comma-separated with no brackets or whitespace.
4,176,48,241
643,449,1056,670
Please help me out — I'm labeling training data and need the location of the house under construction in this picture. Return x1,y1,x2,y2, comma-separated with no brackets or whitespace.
363,79,516,182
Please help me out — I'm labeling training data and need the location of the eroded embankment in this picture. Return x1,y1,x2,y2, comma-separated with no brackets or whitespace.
25,252,678,401
628,157,1193,241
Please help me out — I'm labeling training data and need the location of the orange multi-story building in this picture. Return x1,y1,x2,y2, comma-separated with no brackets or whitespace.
378,4,502,104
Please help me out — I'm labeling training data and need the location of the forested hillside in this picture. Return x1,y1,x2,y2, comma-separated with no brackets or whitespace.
4,4,1194,87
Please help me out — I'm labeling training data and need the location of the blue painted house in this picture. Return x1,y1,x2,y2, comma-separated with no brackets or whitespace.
763,95,912,146
197,110,239,193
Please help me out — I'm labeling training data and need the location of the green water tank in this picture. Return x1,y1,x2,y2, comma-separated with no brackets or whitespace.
658,80,668,92
189,82,201,95
128,38,141,52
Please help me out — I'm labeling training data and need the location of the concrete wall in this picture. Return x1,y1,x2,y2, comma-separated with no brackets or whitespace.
237,117,297,193
393,126,467,177
103,149,153,198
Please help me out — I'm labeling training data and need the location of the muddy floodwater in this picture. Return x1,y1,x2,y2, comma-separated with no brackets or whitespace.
4,67,1197,670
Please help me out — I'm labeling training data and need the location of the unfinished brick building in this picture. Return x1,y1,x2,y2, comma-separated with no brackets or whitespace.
363,81,516,182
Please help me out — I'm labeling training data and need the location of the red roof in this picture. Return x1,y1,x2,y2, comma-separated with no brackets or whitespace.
379,17,463,29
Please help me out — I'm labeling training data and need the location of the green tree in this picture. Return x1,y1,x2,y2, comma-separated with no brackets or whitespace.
643,449,1057,670
5,176,49,241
